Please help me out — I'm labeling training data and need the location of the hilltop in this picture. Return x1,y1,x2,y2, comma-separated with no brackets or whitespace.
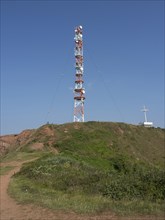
1,122,164,167
0,122,165,217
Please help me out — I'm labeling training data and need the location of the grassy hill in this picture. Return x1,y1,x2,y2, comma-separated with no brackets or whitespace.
2,122,165,216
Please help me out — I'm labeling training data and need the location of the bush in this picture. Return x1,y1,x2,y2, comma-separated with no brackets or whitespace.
17,155,104,194
16,154,165,202
101,168,165,201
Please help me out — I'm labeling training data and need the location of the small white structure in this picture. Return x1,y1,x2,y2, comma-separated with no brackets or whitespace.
141,106,153,127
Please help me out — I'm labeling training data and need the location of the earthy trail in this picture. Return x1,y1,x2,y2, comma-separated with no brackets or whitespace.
0,160,162,220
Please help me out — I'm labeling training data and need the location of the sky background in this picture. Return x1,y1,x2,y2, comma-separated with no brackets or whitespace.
1,0,164,135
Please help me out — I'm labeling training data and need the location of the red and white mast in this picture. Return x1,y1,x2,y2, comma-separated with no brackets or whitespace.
73,25,85,122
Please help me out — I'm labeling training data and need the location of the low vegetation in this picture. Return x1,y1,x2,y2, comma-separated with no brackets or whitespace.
7,122,165,216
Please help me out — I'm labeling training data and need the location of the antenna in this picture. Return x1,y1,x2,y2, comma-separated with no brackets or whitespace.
141,105,148,122
141,105,153,127
73,26,85,122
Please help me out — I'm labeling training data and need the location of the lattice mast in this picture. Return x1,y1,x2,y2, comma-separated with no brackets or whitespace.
73,25,85,122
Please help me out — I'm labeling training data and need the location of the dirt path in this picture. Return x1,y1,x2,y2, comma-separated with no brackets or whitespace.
0,160,162,220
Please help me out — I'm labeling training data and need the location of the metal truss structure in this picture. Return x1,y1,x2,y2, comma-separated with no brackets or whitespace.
73,26,85,122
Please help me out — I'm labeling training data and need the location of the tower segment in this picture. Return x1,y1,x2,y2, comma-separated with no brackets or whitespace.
73,25,85,122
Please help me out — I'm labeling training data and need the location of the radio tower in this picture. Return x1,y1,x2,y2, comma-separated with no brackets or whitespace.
73,25,85,122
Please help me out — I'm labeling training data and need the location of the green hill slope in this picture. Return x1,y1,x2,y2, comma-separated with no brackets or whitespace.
8,122,165,216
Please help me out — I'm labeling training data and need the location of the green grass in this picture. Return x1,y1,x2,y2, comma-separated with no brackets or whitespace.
0,165,15,175
9,176,109,214
107,200,165,216
6,122,165,216
9,175,165,216
9,154,165,216
0,151,49,163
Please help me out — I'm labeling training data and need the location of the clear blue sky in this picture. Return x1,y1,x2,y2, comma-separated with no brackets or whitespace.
1,0,164,134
